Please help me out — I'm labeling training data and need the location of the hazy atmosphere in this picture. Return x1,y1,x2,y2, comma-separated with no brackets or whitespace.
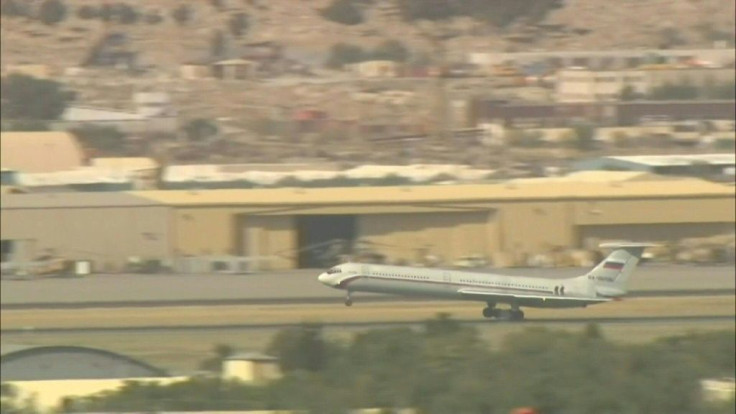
1,1,735,413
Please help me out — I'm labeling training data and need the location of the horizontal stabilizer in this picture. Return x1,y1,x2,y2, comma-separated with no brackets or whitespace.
599,242,659,249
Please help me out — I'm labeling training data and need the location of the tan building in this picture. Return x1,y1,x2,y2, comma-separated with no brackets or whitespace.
0,131,85,173
179,63,213,80
2,178,733,271
348,60,401,78
136,178,734,270
2,63,56,79
212,59,258,80
556,67,736,102
222,352,282,384
1,193,171,272
556,68,649,102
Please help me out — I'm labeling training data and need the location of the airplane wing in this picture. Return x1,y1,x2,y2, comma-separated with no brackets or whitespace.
458,288,612,307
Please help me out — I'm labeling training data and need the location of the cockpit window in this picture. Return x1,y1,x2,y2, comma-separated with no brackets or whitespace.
326,267,342,274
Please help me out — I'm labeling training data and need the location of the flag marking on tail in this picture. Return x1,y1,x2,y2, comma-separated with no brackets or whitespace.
603,261,625,270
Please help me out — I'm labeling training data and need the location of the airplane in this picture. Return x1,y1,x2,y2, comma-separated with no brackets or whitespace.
317,242,654,321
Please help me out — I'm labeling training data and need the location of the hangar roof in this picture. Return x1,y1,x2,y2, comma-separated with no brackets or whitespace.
1,192,161,209
1,345,169,381
510,171,680,183
133,178,734,206
90,157,159,171
606,153,735,167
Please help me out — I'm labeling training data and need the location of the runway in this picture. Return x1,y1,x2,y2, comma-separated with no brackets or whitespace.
2,264,734,309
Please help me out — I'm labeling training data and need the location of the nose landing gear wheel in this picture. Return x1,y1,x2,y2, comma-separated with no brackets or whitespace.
345,292,353,307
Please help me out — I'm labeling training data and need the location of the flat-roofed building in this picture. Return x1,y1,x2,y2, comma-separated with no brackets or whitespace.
0,192,170,271
0,131,85,173
135,178,734,269
556,67,735,102
2,177,733,271
572,153,736,177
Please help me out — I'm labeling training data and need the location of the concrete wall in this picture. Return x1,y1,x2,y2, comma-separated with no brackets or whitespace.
0,206,170,271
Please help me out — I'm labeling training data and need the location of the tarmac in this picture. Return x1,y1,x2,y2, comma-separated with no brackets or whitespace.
1,264,734,307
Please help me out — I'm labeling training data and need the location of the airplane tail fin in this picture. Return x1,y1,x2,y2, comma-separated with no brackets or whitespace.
581,242,655,298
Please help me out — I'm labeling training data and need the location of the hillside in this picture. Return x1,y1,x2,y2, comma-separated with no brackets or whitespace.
2,0,734,70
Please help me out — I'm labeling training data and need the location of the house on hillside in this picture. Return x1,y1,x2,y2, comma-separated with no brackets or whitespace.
180,62,213,79
54,106,177,135
348,60,402,78
212,59,258,80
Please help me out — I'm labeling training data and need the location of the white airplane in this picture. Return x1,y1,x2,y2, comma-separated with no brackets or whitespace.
318,243,653,321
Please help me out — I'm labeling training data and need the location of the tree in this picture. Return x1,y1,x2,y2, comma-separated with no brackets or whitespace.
267,323,328,372
372,39,410,62
183,118,219,141
1,74,75,120
228,12,249,37
619,84,642,101
171,4,192,26
144,12,164,25
321,0,364,25
2,120,51,131
210,30,228,60
76,5,98,20
99,3,114,21
397,0,562,27
38,0,67,25
325,43,367,68
1,0,29,17
573,122,596,151
649,82,699,100
706,81,736,100
198,343,234,372
115,3,140,24
69,125,127,154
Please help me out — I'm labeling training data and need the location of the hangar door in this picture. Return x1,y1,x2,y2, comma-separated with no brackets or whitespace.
578,222,734,245
241,215,296,270
357,211,493,264
297,215,357,268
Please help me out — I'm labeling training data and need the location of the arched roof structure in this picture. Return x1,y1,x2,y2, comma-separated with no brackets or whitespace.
1,345,169,381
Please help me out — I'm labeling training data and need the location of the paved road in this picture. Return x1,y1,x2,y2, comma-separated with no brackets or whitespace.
2,264,733,307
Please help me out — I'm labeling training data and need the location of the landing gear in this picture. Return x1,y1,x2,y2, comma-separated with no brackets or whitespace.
481,304,525,321
344,291,353,307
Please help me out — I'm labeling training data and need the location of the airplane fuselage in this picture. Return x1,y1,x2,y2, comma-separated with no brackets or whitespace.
318,244,650,320
320,263,594,309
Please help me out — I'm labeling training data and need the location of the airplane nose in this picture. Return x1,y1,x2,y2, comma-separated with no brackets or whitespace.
318,272,329,284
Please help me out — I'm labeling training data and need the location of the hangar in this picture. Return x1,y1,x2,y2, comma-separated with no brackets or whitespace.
1,344,169,381
1,344,182,410
1,178,733,270
138,178,734,270
0,192,170,272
